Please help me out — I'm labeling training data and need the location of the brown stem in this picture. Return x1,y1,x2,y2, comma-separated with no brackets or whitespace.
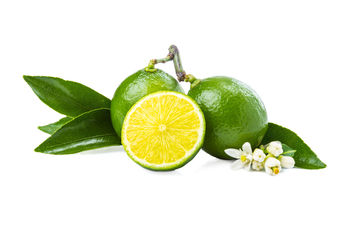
145,45,200,87
145,48,175,72
168,45,186,82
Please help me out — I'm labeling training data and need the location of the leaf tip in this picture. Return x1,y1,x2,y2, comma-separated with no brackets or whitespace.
23,75,36,87
38,126,48,134
23,75,32,81
34,143,46,153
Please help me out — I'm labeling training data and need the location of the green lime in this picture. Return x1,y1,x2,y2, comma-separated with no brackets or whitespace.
111,69,184,137
188,76,268,159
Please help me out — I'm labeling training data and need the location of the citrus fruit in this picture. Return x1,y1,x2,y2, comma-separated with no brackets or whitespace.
188,76,268,159
111,69,184,137
121,91,205,171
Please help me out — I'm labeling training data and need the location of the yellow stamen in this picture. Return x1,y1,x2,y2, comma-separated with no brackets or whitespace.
240,154,247,162
272,167,280,175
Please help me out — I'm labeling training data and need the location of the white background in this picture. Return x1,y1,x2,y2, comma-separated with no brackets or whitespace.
1,0,349,249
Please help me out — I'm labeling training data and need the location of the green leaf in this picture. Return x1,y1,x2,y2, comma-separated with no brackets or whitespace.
262,123,326,169
35,108,121,154
24,76,111,117
281,144,296,157
38,117,73,134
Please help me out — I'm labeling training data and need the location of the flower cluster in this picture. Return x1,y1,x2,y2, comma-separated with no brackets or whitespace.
224,141,295,176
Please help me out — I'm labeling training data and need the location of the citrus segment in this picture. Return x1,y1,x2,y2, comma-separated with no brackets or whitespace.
122,91,205,170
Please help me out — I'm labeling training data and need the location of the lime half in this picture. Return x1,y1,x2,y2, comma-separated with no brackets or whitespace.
121,91,205,171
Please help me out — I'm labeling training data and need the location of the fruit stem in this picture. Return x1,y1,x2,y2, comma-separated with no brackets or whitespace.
184,74,201,88
144,48,175,73
145,45,201,88
169,45,186,82
169,45,201,88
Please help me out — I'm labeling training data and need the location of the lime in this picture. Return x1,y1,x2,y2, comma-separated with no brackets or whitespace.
121,91,205,171
188,76,268,159
111,69,184,137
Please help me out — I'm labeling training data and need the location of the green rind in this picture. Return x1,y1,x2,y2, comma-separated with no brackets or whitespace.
262,123,326,169
188,76,268,159
24,75,111,117
38,117,73,134
121,91,205,171
35,108,121,154
111,69,184,138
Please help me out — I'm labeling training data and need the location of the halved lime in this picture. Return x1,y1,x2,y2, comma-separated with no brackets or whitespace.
121,91,205,171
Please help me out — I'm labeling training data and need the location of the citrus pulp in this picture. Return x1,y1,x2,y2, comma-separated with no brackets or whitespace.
121,91,205,171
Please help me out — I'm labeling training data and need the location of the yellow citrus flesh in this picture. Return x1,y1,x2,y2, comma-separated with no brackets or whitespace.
122,91,205,170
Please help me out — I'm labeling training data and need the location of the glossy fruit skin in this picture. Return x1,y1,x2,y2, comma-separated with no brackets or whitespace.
111,69,184,137
188,76,268,159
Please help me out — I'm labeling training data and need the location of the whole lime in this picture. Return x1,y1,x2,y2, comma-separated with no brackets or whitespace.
111,69,184,137
187,76,268,159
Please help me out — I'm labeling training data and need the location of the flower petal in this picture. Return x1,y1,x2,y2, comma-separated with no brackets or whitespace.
242,162,251,171
242,142,252,154
265,166,273,175
252,161,264,171
231,160,243,170
224,148,242,159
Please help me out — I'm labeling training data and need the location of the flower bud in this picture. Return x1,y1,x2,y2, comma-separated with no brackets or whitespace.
253,148,266,162
252,160,264,171
264,157,281,176
266,141,283,157
279,156,295,169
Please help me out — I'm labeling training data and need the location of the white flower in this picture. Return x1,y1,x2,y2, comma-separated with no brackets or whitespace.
225,142,253,170
252,148,266,162
264,157,281,176
266,141,283,157
279,156,295,168
252,160,264,171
